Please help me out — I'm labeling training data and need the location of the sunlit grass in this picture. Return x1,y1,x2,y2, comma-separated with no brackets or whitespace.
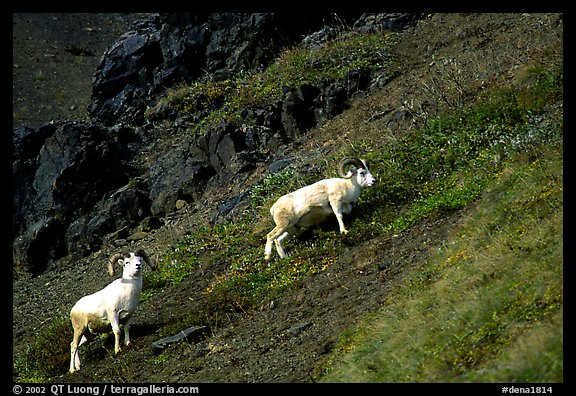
318,144,563,382
145,29,397,135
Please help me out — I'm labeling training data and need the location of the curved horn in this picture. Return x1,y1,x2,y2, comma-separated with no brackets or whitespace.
135,248,156,271
338,157,365,179
107,253,125,276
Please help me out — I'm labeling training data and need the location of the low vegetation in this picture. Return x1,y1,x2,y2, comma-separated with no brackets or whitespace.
145,30,397,135
318,142,563,382
13,316,71,382
14,22,563,382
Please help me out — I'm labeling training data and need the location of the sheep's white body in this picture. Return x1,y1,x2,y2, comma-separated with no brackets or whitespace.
69,253,144,373
265,159,375,261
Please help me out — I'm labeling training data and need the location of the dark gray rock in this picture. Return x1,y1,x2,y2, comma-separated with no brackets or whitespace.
89,22,164,126
13,123,56,160
88,13,362,127
280,84,322,142
64,186,152,257
12,121,134,276
13,218,66,276
151,325,208,354
214,191,251,224
288,321,312,336
353,13,427,33
148,139,216,216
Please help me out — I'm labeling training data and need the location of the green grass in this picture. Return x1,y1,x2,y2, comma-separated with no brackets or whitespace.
13,316,72,382
145,29,397,135
318,143,563,382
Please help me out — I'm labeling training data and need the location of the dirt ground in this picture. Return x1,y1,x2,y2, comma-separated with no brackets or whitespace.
12,13,146,129
12,13,563,383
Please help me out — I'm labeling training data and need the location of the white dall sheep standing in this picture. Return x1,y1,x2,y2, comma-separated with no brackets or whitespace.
69,249,156,373
265,157,376,261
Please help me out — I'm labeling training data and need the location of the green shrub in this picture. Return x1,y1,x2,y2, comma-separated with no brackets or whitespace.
14,316,71,382
146,29,397,135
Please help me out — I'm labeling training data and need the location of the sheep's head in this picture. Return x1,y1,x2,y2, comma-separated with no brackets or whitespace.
107,249,156,276
134,249,157,271
338,157,376,188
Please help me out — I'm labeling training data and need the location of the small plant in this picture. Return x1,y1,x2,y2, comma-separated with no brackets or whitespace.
247,167,302,209
34,69,45,82
422,58,467,110
14,316,71,382
145,29,397,136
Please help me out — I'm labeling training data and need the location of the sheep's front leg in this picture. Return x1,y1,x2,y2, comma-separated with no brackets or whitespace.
110,315,122,354
123,318,132,347
330,201,348,234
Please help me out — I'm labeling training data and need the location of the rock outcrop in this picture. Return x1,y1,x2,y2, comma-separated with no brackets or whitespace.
13,13,426,277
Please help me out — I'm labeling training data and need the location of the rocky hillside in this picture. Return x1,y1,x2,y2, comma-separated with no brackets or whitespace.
13,12,422,277
13,13,563,383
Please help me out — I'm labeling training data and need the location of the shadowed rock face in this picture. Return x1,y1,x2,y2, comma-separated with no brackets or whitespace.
13,121,131,275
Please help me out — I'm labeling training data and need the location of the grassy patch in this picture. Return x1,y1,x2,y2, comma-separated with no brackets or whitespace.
145,29,397,135
318,143,563,382
142,208,340,312
14,316,72,382
350,46,562,240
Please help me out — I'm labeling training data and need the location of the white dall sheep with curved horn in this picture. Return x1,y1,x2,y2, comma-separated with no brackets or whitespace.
69,249,156,373
265,157,376,261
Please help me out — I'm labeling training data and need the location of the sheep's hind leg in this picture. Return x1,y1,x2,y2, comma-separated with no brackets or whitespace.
70,330,85,373
265,224,288,261
275,231,291,259
265,232,275,261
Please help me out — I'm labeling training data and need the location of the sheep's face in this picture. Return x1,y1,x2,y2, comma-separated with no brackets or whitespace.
121,253,143,279
356,167,376,188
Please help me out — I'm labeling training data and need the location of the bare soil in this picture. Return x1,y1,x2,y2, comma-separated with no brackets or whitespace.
12,13,563,383
12,13,146,129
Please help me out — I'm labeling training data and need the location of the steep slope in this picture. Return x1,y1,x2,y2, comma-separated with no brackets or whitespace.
12,13,563,383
